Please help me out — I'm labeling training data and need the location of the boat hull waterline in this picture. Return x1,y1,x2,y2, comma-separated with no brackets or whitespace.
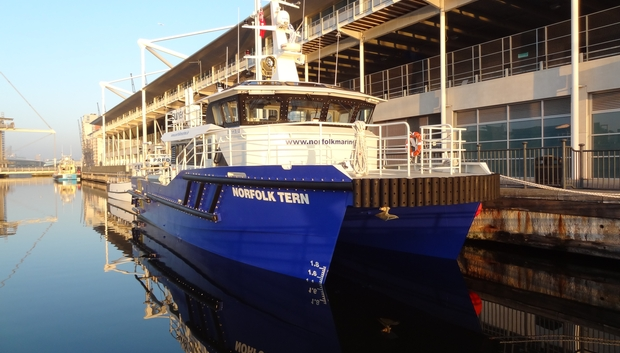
132,165,480,282
53,173,80,182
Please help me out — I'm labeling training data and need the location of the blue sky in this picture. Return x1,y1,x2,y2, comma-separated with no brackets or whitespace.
0,0,250,160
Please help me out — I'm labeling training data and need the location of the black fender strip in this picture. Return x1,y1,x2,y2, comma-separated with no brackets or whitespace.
182,174,353,191
147,192,218,222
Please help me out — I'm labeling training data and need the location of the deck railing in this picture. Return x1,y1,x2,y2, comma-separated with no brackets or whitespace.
463,140,620,190
166,123,480,182
0,166,56,175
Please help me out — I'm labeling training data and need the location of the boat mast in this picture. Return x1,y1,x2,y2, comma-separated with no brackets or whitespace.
255,0,263,81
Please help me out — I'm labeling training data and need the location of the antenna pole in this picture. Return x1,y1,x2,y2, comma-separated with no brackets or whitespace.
255,0,263,81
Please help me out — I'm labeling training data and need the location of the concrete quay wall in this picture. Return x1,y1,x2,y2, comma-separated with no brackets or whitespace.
469,188,620,260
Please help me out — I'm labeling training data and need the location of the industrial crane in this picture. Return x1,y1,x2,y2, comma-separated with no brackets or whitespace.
1,71,56,165
0,216,58,237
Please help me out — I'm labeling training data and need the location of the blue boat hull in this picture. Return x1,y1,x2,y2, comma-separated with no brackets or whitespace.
339,202,481,260
134,165,352,282
133,165,480,282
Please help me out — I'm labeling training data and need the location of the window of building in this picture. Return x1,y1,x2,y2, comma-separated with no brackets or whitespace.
456,98,570,151
592,90,620,150
509,120,542,140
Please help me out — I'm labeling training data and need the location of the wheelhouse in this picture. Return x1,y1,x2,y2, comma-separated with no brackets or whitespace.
203,81,377,128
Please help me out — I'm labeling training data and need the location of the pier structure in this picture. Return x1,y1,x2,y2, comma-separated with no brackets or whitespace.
85,0,620,173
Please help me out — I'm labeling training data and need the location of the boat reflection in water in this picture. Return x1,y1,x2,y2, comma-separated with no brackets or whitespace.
131,222,340,353
53,180,79,204
128,222,490,353
327,245,488,352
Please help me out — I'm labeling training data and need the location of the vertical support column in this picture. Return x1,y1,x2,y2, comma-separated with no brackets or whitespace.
123,130,127,166
440,0,447,125
136,125,139,165
129,129,133,167
359,38,365,93
305,61,309,82
100,85,106,166
140,45,147,170
570,0,580,150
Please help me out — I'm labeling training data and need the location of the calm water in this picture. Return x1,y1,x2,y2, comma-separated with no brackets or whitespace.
1,178,619,353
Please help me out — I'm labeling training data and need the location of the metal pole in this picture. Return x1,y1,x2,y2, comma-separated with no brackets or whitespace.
141,45,147,172
440,0,447,125
359,39,365,93
101,85,106,166
571,0,580,150
579,143,585,188
255,0,263,81
522,141,528,187
561,139,567,189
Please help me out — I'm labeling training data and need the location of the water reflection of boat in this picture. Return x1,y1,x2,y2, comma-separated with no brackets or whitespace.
327,244,489,352
107,197,135,225
54,179,79,203
132,222,340,353
130,222,493,352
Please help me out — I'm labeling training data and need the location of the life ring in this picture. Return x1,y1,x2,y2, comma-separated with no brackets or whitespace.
409,131,422,157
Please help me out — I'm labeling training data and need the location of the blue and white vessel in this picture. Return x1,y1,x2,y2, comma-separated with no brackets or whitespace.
131,0,499,283
52,155,81,182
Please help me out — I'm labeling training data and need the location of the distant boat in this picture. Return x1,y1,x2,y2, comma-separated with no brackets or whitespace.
52,155,80,182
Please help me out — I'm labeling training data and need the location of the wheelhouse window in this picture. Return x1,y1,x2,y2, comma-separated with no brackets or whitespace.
222,100,238,124
327,101,354,123
356,106,374,124
287,99,323,122
246,97,282,122
210,98,238,126
235,93,376,125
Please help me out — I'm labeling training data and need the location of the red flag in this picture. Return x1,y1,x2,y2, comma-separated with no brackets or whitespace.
259,9,265,38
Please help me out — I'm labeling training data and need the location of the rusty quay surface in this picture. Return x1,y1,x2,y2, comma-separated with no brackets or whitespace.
469,187,620,260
